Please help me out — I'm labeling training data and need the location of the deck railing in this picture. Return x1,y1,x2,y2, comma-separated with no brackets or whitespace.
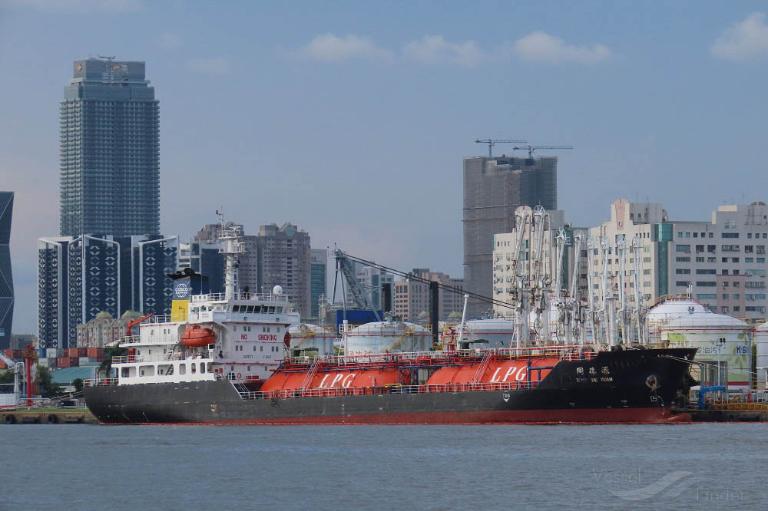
84,378,118,387
284,345,596,368
236,381,540,401
191,292,290,303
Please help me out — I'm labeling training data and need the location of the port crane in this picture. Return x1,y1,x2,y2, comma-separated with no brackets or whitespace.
474,138,526,158
335,250,518,346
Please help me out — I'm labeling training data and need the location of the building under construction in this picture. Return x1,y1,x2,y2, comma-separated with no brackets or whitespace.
463,155,558,318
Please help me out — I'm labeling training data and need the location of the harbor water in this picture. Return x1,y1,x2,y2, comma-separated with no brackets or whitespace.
5,424,767,510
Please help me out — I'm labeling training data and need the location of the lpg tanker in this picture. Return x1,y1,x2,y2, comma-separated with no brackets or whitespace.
84,223,698,425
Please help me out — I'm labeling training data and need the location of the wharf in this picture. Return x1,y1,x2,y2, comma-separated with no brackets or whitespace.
677,403,768,422
1,407,97,425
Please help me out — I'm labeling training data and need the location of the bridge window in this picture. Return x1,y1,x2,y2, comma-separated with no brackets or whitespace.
191,363,197,374
179,364,186,375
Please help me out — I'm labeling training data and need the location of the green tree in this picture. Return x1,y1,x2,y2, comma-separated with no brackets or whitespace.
0,370,13,384
98,346,127,378
36,365,63,398
72,378,84,393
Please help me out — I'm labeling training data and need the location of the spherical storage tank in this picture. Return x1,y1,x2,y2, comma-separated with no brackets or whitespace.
345,320,431,355
288,324,336,357
646,298,710,337
755,322,768,389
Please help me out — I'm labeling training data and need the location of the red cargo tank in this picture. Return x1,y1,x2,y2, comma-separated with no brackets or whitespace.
262,366,400,392
427,356,560,385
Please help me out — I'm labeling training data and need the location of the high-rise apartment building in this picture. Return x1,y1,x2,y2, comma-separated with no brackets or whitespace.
393,269,464,322
463,156,558,317
38,234,178,348
0,192,13,348
256,224,311,318
589,199,768,323
60,58,159,236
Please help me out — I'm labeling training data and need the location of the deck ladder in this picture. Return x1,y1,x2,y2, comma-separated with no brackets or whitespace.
471,351,494,384
299,359,320,391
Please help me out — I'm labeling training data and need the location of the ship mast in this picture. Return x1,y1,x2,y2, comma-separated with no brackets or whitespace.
217,210,244,301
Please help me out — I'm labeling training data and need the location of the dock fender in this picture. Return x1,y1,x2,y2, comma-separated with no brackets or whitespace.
47,414,59,424
3,414,16,424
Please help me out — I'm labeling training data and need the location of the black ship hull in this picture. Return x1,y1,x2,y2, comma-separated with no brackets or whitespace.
84,348,697,425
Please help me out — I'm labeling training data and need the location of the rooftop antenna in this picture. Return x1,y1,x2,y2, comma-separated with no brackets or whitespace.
475,138,527,159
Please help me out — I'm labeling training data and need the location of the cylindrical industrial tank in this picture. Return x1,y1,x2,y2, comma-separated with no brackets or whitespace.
661,312,752,390
755,322,768,390
288,323,336,357
461,319,516,348
345,320,431,355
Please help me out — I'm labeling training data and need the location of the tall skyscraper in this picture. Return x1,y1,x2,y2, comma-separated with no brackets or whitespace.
0,192,13,348
256,224,311,318
463,155,557,317
60,58,159,236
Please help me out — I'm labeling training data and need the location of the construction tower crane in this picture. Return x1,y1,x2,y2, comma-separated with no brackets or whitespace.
474,138,526,159
511,144,573,161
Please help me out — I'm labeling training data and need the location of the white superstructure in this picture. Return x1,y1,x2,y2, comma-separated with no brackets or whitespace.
110,222,300,386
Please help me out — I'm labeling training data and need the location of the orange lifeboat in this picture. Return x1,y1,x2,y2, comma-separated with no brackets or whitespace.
180,325,216,348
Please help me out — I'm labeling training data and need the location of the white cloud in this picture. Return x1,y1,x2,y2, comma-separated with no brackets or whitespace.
301,34,392,62
403,35,486,67
0,0,142,11
511,31,611,64
186,57,231,75
712,12,768,60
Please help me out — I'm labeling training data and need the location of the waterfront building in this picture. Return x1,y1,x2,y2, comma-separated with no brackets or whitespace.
393,269,464,322
37,234,178,349
76,310,141,348
0,192,12,349
463,155,558,317
256,223,311,318
60,58,159,236
589,199,768,323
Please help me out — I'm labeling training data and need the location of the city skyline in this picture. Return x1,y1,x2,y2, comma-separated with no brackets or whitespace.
2,1,768,332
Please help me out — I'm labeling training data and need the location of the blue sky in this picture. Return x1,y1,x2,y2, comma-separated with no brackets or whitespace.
1,0,767,332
